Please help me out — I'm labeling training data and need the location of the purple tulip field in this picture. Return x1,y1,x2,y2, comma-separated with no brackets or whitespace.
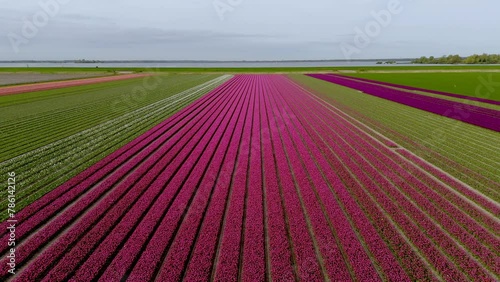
308,74,500,132
2,74,498,281
330,74,500,106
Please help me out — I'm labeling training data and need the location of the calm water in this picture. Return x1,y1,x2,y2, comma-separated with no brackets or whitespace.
0,61,415,68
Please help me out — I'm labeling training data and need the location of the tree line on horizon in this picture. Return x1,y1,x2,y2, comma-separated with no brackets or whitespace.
412,54,500,64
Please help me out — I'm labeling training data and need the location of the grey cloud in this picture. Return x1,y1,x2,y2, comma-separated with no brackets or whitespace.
1,0,499,60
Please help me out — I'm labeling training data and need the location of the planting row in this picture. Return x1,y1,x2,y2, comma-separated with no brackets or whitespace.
0,75,242,281
276,76,499,280
0,75,227,220
3,75,497,281
291,74,499,199
308,74,500,132
338,74,500,106
0,73,149,96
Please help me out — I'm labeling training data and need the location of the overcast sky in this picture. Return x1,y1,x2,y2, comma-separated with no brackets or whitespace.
0,0,498,60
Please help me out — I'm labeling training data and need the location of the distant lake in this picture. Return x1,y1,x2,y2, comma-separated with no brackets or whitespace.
0,60,416,68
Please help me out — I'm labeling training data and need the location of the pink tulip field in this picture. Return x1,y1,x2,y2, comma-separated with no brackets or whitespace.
1,74,498,282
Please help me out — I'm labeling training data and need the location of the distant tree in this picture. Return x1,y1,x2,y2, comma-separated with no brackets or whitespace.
464,54,479,64
412,53,499,64
447,54,462,64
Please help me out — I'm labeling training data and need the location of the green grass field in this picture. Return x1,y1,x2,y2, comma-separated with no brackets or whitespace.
341,72,500,101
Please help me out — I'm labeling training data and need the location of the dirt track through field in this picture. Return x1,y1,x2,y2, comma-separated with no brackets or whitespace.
338,69,500,73
0,73,110,86
0,73,150,96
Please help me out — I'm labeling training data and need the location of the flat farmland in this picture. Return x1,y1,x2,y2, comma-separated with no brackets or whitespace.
0,73,110,86
340,72,500,101
0,73,155,97
0,73,227,219
1,73,498,281
293,74,500,198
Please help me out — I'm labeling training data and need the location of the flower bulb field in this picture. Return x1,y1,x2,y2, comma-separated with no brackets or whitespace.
0,71,499,281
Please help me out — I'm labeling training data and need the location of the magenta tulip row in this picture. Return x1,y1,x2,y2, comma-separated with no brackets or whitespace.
153,83,247,282
94,86,244,278
276,77,436,281
299,115,468,280
4,74,497,281
180,77,253,282
0,76,238,249
282,79,497,280
269,76,404,281
110,77,246,282
308,74,500,132
0,77,237,241
306,91,500,252
340,137,497,278
300,76,499,225
264,77,326,281
186,75,396,281
100,78,245,281
241,76,267,282
336,74,500,106
311,95,499,194
57,76,243,282
323,74,500,116
0,76,241,281
211,77,256,281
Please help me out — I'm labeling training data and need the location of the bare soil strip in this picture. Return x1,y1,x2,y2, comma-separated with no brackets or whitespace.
0,73,110,86
0,73,150,96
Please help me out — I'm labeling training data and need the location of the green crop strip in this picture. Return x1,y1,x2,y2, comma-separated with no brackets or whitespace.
0,74,230,220
341,72,500,101
0,73,110,87
0,75,210,160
